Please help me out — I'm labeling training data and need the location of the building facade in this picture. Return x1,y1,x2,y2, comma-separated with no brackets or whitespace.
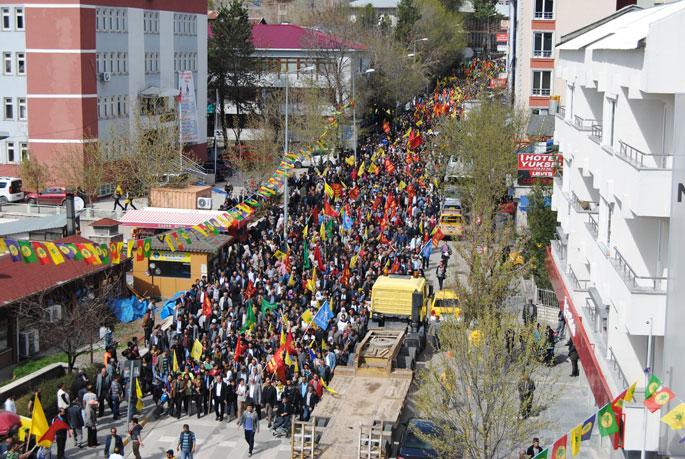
549,2,685,454
512,0,617,113
0,0,207,190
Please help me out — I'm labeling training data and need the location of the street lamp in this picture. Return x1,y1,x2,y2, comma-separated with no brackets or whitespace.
351,67,375,163
283,65,315,242
410,37,429,62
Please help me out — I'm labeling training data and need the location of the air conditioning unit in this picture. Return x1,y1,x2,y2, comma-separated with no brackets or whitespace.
197,197,212,210
100,72,111,82
19,329,39,358
46,304,62,323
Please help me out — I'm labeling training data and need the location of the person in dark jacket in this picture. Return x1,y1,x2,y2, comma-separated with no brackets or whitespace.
567,339,579,377
104,427,124,458
301,385,318,422
261,379,277,427
53,408,69,459
67,399,85,448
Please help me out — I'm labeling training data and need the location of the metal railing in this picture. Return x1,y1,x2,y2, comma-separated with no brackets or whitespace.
586,213,599,239
0,202,128,219
533,50,553,58
534,11,554,19
612,247,668,293
570,191,598,214
590,123,603,142
617,140,673,169
568,265,592,291
532,88,551,96
573,115,598,132
608,347,629,390
551,239,567,271
557,106,566,119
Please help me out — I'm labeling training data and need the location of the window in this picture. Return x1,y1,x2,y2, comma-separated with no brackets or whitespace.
150,259,191,279
3,52,11,74
122,52,127,74
19,142,27,161
103,96,109,118
532,70,551,96
16,52,24,75
3,97,13,119
609,98,617,147
116,52,121,74
96,9,102,31
17,97,26,120
535,0,553,19
1,8,10,31
533,32,553,58
15,7,24,30
96,53,101,73
6,142,15,163
97,97,101,118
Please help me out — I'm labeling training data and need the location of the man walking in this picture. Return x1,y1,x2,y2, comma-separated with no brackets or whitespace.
212,375,227,421
53,408,69,459
176,424,196,459
518,373,535,419
67,398,84,448
238,402,259,457
104,427,124,459
435,261,446,290
109,376,122,420
95,367,111,417
128,417,143,459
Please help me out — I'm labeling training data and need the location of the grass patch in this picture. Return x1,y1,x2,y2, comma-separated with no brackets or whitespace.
11,352,68,381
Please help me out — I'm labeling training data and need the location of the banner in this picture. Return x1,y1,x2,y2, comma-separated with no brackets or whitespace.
517,153,563,177
179,70,199,144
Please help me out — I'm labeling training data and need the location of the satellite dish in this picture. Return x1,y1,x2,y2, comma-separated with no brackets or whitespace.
74,196,85,212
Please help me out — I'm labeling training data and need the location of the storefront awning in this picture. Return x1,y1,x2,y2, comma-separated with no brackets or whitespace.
118,207,228,230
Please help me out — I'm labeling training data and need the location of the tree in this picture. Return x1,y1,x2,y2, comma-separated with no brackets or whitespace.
15,268,127,372
55,142,111,206
358,3,378,29
395,0,421,43
439,0,465,11
473,0,500,54
526,182,557,289
415,309,557,459
208,1,259,147
18,156,49,192
410,0,465,78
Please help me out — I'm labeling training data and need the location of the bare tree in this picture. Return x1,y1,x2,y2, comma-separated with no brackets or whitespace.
55,141,111,206
15,267,127,372
18,156,49,193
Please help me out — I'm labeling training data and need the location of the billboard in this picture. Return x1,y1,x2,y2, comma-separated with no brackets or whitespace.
178,70,199,144
496,32,508,43
517,153,562,185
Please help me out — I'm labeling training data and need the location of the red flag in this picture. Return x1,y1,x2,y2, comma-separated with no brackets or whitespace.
382,120,391,134
38,419,70,444
380,234,390,245
331,183,343,199
611,392,626,450
408,130,423,150
341,264,351,286
390,259,400,273
432,228,445,246
267,345,286,382
323,200,339,218
285,332,297,355
202,294,212,318
644,387,675,412
234,337,245,362
372,196,381,212
314,245,324,271
551,434,568,459
349,186,359,200
244,280,256,299
311,206,319,228
384,157,396,174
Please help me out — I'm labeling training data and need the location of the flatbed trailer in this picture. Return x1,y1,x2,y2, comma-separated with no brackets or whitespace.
293,329,415,459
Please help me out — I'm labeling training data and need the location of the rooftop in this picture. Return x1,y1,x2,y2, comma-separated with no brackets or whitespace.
349,0,399,8
90,218,120,227
118,207,229,230
252,23,366,51
148,233,233,255
0,214,66,237
0,235,125,307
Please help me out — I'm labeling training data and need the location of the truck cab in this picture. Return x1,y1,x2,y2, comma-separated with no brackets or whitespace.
370,275,430,323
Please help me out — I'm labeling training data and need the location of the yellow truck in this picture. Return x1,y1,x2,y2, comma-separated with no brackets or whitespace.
370,275,431,322
439,210,465,239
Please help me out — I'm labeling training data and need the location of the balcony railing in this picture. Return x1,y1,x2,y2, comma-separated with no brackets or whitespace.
551,239,567,271
586,213,599,239
532,88,551,96
590,123,603,143
608,347,629,390
533,50,553,58
612,247,667,293
570,191,599,214
557,106,566,119
568,265,592,291
573,116,598,132
617,140,673,170
534,11,554,19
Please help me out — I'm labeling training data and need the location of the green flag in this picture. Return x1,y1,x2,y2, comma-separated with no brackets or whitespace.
597,403,619,437
533,449,548,459
261,298,278,313
645,374,662,400
241,300,256,332
303,240,311,269
18,240,37,263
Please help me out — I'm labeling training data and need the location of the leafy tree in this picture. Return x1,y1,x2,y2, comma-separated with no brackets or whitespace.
395,0,421,43
526,182,557,289
56,142,111,206
439,0,465,11
208,1,259,147
473,0,499,18
18,156,49,193
411,0,465,78
358,3,378,29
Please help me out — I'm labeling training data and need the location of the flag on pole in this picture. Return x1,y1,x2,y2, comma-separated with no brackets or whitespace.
533,449,548,459
29,393,50,447
234,337,245,362
191,339,203,361
172,351,180,373
570,423,583,456
644,386,675,413
313,302,334,330
645,374,662,400
135,378,145,411
597,403,619,436
38,419,69,445
320,378,337,395
261,298,278,313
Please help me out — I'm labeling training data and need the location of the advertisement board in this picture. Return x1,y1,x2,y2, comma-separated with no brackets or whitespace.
517,153,562,177
150,251,192,263
178,70,199,144
496,32,508,43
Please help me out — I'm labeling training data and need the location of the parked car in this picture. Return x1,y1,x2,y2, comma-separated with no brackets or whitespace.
294,150,337,169
0,177,24,204
25,187,68,206
398,418,439,459
202,159,234,181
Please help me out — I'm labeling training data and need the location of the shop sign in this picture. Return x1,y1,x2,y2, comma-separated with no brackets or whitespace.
150,251,192,263
517,153,563,177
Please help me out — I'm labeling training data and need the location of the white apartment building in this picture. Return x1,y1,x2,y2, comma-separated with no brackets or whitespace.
0,1,207,188
550,2,685,455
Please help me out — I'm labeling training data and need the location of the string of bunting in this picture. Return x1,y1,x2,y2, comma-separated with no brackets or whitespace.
0,107,344,267
533,374,685,458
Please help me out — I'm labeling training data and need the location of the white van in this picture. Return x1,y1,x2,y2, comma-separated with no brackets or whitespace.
0,177,23,204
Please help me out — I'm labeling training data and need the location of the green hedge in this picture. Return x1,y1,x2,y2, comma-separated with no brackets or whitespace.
12,353,68,381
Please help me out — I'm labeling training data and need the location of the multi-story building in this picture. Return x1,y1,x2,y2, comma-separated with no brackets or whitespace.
0,1,207,192
512,0,617,113
549,2,685,455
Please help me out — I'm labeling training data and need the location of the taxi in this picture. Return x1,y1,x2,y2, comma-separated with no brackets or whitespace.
439,210,464,239
430,289,461,320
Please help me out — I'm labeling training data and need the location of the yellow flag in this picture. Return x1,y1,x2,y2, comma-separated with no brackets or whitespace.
624,381,637,402
307,267,317,292
0,238,7,254
350,253,359,269
321,338,328,351
320,378,337,395
280,329,286,346
303,224,308,238
274,250,286,261
329,297,334,313
662,403,685,430
127,239,135,258
172,351,180,373
44,241,65,265
135,378,145,411
285,352,294,366
320,221,326,241
368,163,379,174
357,161,366,176
191,339,203,361
324,182,334,199
165,235,176,252
345,156,355,166
398,181,407,191
29,394,50,446
570,423,583,456
301,309,313,324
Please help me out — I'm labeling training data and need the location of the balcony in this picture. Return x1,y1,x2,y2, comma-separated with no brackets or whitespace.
551,239,567,272
617,140,672,170
569,191,598,214
589,123,603,144
568,265,592,292
586,213,599,239
556,105,565,120
573,115,598,132
611,247,667,294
